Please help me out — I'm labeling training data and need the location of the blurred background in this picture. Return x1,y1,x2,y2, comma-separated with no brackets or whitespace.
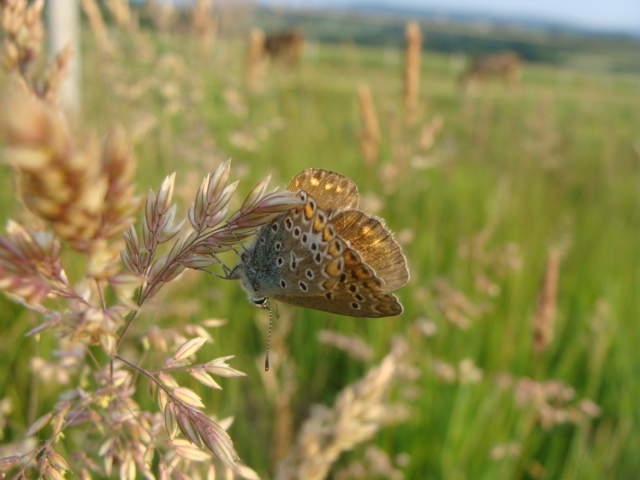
1,0,639,478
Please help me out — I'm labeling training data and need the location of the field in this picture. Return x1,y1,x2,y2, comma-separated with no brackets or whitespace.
1,3,639,479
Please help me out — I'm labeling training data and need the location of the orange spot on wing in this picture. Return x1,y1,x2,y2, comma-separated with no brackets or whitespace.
322,278,338,290
304,203,314,219
364,278,382,290
313,215,324,233
322,226,333,242
343,250,360,267
325,258,343,277
328,240,341,256
353,265,370,280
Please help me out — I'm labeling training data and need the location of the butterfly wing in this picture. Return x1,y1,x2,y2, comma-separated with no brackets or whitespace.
272,239,404,317
265,194,404,317
288,169,359,214
275,290,403,318
248,189,347,297
331,210,409,292
290,170,408,291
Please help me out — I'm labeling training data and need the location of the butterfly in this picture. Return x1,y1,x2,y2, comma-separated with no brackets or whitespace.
229,168,409,317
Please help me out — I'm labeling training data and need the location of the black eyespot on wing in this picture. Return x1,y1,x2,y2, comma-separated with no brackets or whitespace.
275,242,282,251
299,281,308,291
354,293,364,301
311,243,318,251
280,280,287,288
285,218,293,230
340,273,347,282
277,257,284,267
293,227,301,237
349,284,357,293
302,234,308,243
314,252,323,263
351,302,360,309
271,223,278,232
306,269,314,279
325,292,333,300
259,236,266,244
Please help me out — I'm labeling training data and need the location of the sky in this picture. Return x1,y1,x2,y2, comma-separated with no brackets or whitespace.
255,0,640,34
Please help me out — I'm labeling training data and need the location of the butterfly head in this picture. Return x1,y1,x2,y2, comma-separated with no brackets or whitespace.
250,296,269,309
232,247,277,310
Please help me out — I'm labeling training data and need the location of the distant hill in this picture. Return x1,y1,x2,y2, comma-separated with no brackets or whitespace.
252,3,640,72
339,1,640,38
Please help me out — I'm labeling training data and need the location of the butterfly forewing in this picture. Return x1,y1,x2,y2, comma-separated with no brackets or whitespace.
288,168,359,214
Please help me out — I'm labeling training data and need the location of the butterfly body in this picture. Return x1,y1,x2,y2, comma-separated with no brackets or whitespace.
230,169,409,318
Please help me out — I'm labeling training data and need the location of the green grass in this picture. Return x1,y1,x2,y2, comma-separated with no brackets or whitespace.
2,24,640,479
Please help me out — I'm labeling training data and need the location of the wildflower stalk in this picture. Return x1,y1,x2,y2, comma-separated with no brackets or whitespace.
5,390,101,479
356,83,381,165
0,86,300,478
116,163,302,350
403,21,422,126
0,3,299,478
275,343,410,480
245,28,266,88
532,249,560,354
115,354,241,469
79,0,115,55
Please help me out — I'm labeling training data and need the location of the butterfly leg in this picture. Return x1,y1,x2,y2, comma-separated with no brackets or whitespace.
199,249,236,279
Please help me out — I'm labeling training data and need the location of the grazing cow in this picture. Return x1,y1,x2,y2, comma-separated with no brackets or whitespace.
264,31,305,65
460,51,523,92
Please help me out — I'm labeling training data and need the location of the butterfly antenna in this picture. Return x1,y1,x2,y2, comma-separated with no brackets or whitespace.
264,300,277,372
230,229,252,255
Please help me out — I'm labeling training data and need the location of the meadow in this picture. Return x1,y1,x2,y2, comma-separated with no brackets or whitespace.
0,2,639,479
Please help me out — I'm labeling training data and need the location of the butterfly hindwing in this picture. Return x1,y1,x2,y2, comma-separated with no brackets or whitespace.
275,290,403,318
331,210,409,292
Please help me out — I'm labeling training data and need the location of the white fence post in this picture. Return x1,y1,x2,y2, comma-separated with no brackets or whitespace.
47,0,81,120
